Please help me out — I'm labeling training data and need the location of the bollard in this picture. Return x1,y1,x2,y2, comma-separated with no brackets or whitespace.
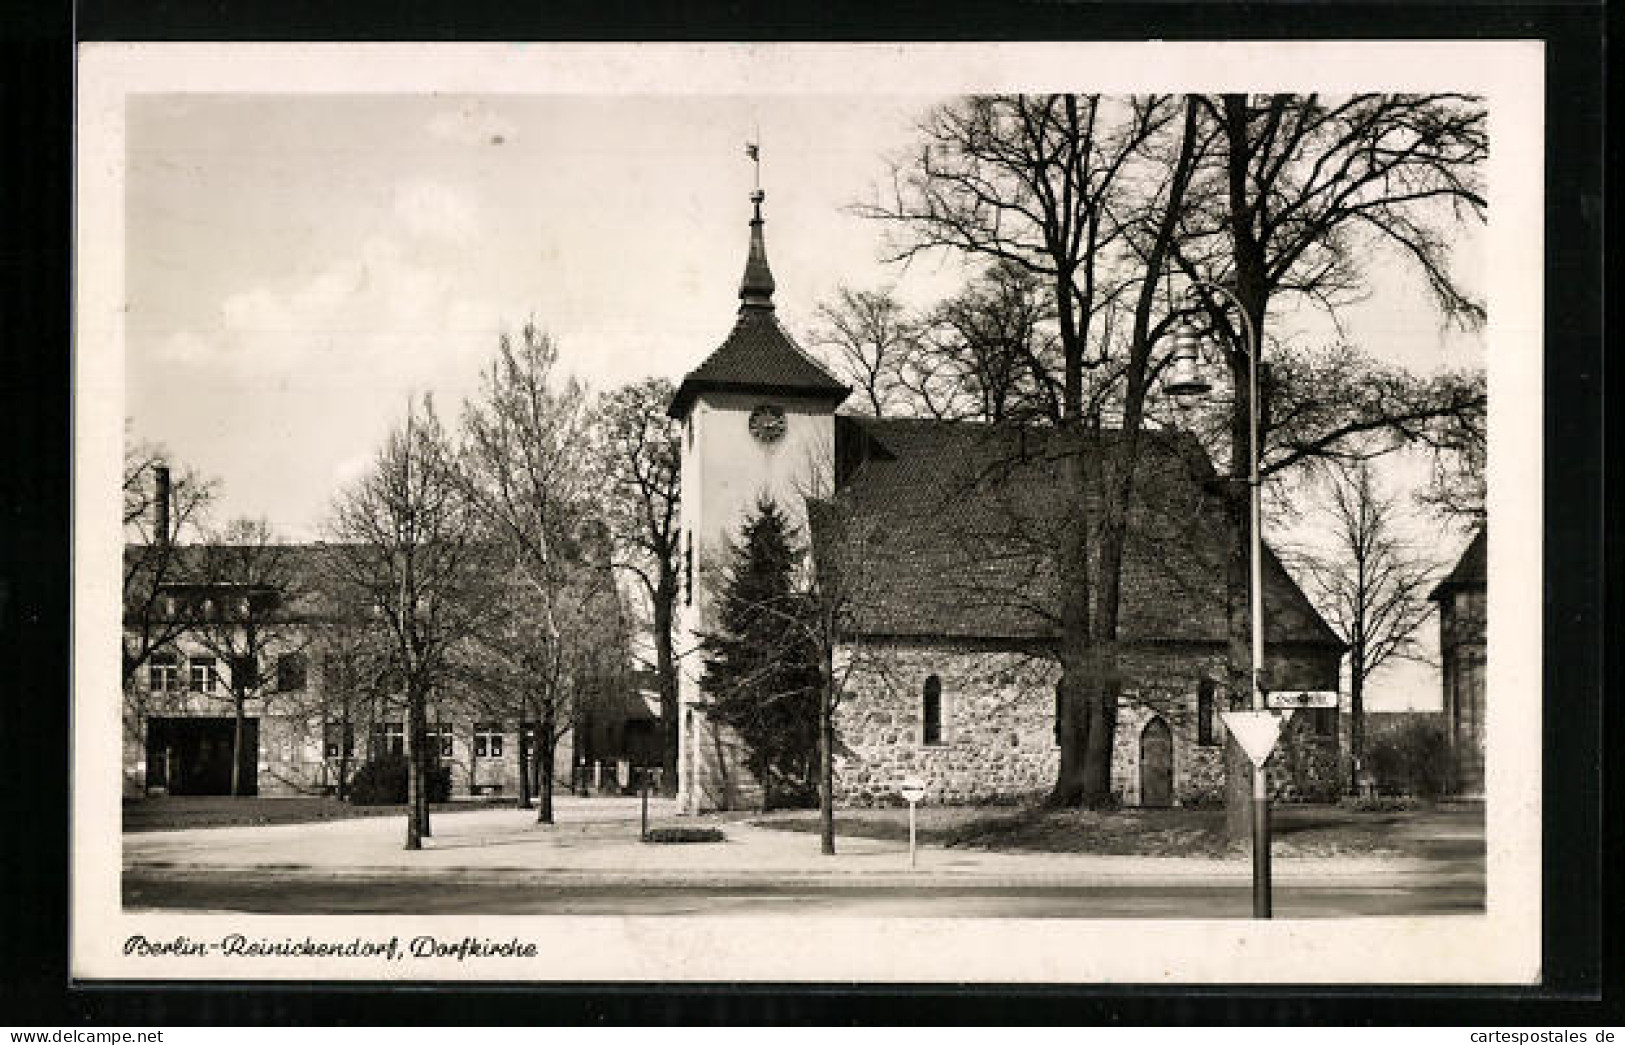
640,770,650,841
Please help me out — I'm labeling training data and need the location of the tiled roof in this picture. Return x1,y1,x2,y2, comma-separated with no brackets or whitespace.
808,416,1343,648
122,542,354,622
668,308,850,417
1429,526,1486,601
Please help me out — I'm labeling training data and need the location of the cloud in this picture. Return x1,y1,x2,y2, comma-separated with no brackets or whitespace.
178,215,504,392
425,104,517,147
392,179,480,243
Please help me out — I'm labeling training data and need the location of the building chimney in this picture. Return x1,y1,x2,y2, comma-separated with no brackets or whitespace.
154,462,171,548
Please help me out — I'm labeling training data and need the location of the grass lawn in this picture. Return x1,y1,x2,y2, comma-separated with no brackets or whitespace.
123,795,517,833
751,803,1483,860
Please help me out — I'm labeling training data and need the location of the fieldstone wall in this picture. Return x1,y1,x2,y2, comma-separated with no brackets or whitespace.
833,639,1342,807
833,643,1057,805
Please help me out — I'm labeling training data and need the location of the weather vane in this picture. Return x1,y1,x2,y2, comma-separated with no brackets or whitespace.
745,129,761,195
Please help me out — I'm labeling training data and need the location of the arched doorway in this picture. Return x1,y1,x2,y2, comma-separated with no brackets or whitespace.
1139,716,1173,807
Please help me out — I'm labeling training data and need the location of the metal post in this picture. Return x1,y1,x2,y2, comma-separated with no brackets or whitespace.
640,770,649,841
908,801,918,870
1241,293,1272,921
1193,280,1272,919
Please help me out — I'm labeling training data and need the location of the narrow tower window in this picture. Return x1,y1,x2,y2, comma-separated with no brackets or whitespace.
684,532,694,607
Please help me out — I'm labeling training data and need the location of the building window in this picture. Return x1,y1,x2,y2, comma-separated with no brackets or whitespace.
188,655,218,693
922,675,943,746
376,722,405,757
148,651,181,692
425,724,454,759
474,723,504,759
1197,681,1218,746
276,652,308,692
323,722,355,759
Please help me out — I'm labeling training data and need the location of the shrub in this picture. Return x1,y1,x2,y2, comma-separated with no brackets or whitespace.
1364,718,1456,800
347,754,452,806
1177,788,1226,810
643,826,726,844
1338,794,1421,813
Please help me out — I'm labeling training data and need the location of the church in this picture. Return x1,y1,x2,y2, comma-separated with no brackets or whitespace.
668,191,1347,813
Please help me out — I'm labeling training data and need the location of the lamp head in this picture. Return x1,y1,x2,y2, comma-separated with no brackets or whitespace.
1162,316,1213,399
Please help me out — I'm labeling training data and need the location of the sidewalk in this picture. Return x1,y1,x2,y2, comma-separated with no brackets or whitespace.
124,800,1478,889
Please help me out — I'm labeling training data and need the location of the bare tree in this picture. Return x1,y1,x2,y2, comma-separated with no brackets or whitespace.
1292,460,1438,791
456,322,594,823
859,93,1203,806
810,286,918,416
188,518,311,796
123,435,215,686
914,261,1061,423
591,378,682,795
292,554,395,801
1415,401,1487,524
328,398,495,850
802,493,894,855
1171,92,1486,833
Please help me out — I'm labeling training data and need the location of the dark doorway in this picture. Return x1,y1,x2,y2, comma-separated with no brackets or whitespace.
146,717,258,796
1139,717,1173,808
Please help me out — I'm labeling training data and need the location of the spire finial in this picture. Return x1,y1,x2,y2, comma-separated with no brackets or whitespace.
739,148,775,310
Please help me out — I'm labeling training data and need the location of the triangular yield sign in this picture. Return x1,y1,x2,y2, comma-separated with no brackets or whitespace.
1219,710,1289,767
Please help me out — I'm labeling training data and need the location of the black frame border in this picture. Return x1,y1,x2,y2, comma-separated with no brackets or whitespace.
1,0,1609,1026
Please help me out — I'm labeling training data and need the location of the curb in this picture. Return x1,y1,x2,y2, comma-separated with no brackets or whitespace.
124,862,1482,891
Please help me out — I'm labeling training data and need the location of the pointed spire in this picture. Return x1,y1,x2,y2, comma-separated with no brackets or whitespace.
738,189,776,311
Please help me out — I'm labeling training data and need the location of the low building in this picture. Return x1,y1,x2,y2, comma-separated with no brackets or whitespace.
122,529,651,799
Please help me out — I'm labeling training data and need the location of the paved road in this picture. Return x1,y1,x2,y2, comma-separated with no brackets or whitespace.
124,872,1483,918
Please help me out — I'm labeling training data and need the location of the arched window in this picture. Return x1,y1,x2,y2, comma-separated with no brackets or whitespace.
922,675,943,746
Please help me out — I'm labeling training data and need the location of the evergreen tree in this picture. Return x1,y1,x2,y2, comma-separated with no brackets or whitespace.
699,498,820,810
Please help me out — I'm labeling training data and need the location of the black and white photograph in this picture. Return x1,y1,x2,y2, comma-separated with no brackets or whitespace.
72,41,1544,983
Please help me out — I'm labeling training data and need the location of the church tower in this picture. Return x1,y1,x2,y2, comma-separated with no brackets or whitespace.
667,189,850,812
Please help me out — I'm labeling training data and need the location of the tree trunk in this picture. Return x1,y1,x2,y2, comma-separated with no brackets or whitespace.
819,650,836,856
517,718,533,808
1218,92,1274,842
654,572,681,797
405,684,428,849
1348,655,1366,793
230,694,247,797
759,752,773,814
537,705,557,825
1222,490,1255,840
1048,426,1102,807
336,713,351,803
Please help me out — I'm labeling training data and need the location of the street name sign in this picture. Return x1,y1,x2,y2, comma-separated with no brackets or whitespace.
1266,690,1338,710
1219,710,1291,767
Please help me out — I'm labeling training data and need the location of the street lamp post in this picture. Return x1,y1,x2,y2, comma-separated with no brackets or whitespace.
1163,282,1271,919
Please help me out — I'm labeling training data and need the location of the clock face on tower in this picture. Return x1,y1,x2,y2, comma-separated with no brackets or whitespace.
748,404,787,444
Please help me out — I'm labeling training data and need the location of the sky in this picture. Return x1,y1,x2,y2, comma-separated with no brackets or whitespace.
124,92,1486,710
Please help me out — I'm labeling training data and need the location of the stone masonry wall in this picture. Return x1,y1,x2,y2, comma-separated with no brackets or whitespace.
834,639,1342,807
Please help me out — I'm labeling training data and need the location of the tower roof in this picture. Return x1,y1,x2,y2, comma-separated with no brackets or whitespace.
738,189,776,309
668,192,850,418
1429,526,1487,601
